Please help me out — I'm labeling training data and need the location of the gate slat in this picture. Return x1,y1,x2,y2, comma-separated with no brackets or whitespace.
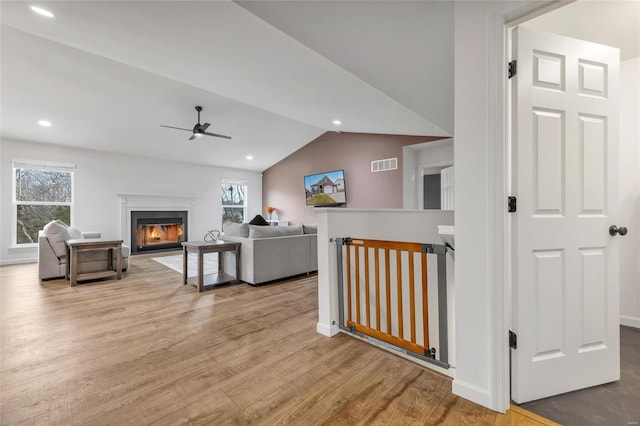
385,249,391,334
355,246,361,324
422,252,429,351
364,247,370,327
396,250,403,340
346,243,352,323
409,252,416,344
374,249,381,331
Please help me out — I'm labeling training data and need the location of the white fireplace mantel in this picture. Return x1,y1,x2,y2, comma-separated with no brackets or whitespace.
117,194,197,247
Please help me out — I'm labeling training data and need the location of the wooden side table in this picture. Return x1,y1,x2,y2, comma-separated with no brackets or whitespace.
182,240,241,292
65,239,123,286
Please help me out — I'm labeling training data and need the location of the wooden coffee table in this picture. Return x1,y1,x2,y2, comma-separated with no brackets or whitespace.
182,240,241,292
65,238,123,286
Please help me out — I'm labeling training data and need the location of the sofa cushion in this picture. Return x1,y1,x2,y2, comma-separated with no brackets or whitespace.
43,220,71,258
303,224,317,234
248,215,269,226
223,222,249,237
249,225,303,238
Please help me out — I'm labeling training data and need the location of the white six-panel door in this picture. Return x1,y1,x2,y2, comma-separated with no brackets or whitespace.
511,27,620,403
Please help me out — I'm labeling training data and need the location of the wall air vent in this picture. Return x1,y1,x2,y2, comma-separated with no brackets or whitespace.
371,157,398,173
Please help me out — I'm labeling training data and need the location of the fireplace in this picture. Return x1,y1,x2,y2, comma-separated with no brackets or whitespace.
131,211,188,254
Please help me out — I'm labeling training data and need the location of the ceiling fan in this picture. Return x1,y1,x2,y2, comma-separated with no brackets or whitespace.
161,106,231,141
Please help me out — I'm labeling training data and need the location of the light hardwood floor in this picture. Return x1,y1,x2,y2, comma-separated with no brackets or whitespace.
1,254,556,425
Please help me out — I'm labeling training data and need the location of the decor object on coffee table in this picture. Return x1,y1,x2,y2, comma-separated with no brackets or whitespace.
203,230,220,242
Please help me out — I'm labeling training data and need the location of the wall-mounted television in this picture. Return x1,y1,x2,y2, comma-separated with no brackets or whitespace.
304,169,347,206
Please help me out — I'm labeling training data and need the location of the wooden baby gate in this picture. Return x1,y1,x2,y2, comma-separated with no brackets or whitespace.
335,237,450,369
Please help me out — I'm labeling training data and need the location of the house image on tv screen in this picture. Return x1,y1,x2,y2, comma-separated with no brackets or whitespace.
304,170,346,205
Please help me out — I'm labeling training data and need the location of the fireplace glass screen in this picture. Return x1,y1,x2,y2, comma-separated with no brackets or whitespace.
136,223,184,249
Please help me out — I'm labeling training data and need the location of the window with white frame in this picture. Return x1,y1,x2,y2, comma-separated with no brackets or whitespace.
221,180,247,226
12,160,74,245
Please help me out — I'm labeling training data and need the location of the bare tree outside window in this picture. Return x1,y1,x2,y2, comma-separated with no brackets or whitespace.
221,183,247,225
14,168,73,244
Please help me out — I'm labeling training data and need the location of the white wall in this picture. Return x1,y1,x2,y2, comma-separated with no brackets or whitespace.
619,57,640,328
402,148,418,209
403,139,454,209
453,1,496,409
417,140,454,167
0,139,262,264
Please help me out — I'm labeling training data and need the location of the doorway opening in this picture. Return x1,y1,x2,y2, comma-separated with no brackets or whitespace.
507,1,640,423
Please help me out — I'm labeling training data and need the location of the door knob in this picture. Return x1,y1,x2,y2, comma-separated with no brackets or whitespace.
609,225,628,236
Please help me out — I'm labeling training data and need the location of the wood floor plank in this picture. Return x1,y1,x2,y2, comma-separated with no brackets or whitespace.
366,369,451,425
132,390,239,426
1,256,553,425
426,391,500,425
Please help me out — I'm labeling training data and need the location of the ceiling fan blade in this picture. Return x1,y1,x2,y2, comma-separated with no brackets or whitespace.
160,125,192,132
188,133,198,141
199,123,211,132
203,131,232,140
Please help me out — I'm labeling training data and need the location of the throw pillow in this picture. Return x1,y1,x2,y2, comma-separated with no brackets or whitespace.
68,227,83,240
43,220,71,258
249,225,303,238
248,214,269,226
303,224,317,234
223,222,249,238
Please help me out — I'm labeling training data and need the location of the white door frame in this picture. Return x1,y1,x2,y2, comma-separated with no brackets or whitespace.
418,162,452,210
484,0,574,412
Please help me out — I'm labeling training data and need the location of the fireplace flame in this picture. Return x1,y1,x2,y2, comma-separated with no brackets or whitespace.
150,228,161,240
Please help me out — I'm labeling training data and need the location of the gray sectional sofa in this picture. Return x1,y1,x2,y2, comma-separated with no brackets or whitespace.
221,222,317,286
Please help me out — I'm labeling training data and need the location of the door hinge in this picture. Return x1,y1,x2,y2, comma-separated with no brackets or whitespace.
508,196,517,213
508,60,517,78
509,330,517,349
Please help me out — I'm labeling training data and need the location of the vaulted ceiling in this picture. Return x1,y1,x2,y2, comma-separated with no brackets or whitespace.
0,1,454,171
4,1,635,172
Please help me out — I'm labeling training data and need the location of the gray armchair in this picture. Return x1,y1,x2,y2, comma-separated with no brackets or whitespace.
38,222,130,280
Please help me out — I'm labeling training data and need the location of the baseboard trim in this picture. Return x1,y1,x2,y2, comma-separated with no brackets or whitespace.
316,322,339,337
452,379,492,409
0,258,37,266
620,315,640,329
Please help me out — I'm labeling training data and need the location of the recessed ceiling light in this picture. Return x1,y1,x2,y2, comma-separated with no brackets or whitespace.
246,155,254,160
38,120,52,127
30,6,54,18
332,120,342,126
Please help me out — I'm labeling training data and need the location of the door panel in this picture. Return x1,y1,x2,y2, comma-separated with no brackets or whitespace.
533,108,564,214
579,248,607,349
579,114,607,213
532,249,564,361
511,26,620,403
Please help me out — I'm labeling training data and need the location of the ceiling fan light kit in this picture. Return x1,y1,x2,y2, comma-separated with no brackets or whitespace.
161,106,231,140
